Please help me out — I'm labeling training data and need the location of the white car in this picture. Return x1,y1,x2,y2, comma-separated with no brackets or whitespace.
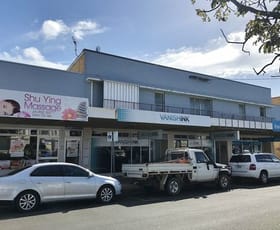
0,162,122,212
229,152,280,184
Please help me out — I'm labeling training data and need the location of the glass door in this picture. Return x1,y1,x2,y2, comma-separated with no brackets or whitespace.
65,138,81,164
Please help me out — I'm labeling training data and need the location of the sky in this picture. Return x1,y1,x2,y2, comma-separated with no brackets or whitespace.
1,0,280,96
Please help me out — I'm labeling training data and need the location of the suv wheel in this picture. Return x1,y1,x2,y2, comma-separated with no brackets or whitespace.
259,171,268,184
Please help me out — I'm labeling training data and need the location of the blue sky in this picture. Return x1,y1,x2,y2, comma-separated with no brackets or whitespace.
1,0,280,96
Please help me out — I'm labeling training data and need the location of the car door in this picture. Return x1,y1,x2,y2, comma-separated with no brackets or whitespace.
30,165,65,201
256,154,275,177
269,155,280,177
192,151,215,181
63,165,97,199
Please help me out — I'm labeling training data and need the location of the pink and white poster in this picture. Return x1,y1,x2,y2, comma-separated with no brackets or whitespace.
0,89,88,121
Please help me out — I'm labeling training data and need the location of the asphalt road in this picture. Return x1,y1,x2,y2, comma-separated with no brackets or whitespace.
1,181,280,230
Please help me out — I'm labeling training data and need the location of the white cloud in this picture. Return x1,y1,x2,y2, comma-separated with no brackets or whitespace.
151,31,278,78
28,19,106,41
0,47,67,70
72,20,106,40
41,20,69,40
23,47,45,61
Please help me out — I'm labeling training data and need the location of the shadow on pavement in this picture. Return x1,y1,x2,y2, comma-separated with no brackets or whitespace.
1,177,280,220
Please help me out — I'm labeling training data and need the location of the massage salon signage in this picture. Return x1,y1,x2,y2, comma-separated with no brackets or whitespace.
0,89,88,121
117,109,211,127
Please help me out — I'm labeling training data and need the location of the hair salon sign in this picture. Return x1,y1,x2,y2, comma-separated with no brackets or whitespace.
0,89,88,121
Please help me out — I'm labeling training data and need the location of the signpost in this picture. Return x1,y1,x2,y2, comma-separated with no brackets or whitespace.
107,131,118,174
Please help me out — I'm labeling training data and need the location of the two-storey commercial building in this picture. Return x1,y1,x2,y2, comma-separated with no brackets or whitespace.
0,49,276,174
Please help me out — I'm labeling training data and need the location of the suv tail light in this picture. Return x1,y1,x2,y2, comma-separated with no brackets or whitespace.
249,164,256,170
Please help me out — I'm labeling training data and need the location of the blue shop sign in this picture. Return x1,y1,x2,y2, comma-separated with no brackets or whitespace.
273,120,280,132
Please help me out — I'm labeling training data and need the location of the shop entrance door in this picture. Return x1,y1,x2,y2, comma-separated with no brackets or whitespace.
65,138,81,164
215,141,228,164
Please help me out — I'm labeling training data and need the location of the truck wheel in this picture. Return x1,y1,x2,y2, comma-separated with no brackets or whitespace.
165,177,182,196
218,174,230,190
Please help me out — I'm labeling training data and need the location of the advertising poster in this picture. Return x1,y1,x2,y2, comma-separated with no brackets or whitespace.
66,140,80,157
0,89,88,121
9,137,30,157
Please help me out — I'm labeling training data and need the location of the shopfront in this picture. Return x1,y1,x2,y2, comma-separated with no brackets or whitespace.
87,108,213,174
90,129,168,173
0,88,88,173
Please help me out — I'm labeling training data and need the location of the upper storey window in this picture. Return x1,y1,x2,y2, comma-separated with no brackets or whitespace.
190,98,212,116
239,104,246,119
155,92,165,112
260,107,266,117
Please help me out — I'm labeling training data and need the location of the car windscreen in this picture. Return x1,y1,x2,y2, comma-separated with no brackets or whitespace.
230,155,251,163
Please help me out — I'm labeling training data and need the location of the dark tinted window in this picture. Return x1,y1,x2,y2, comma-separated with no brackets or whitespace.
230,155,251,163
63,165,89,177
255,155,273,162
170,152,184,160
31,165,63,177
195,151,208,163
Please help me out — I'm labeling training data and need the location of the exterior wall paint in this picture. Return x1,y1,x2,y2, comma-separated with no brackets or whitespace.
82,50,271,105
213,100,237,115
104,80,139,103
0,60,89,99
165,93,189,108
245,104,259,117
139,88,155,105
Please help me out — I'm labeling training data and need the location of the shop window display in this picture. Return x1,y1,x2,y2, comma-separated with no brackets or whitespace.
38,138,58,159
0,128,59,170
91,130,151,173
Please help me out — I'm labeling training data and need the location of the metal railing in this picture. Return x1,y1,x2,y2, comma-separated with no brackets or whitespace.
103,99,273,122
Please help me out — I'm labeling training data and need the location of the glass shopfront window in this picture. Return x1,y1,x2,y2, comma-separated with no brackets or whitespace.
0,128,60,170
232,140,261,154
38,138,58,160
173,134,213,160
91,130,151,173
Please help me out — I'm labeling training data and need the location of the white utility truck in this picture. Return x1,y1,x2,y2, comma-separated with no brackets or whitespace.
122,148,231,195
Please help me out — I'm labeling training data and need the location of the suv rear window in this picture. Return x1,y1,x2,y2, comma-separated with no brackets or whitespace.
230,155,251,163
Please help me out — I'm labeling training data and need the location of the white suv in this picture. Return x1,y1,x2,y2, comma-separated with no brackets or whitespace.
229,152,280,184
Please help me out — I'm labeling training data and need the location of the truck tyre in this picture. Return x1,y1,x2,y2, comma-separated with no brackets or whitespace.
218,174,230,190
165,177,182,196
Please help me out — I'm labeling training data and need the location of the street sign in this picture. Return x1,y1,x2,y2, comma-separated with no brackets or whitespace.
107,131,118,142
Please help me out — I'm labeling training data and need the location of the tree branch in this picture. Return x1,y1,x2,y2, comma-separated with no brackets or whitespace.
253,53,280,75
220,29,251,55
229,0,280,19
